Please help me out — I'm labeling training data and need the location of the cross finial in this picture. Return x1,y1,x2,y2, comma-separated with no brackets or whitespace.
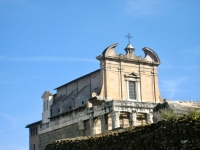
125,33,132,44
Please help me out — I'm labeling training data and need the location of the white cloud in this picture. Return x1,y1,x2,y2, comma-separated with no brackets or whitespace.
125,0,168,16
0,56,96,62
161,77,187,99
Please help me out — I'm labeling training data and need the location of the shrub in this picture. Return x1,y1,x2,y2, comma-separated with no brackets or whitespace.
188,108,200,118
160,109,178,120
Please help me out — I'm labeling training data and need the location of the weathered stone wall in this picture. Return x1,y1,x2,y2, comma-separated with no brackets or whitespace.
29,124,40,150
45,116,200,150
56,70,101,97
39,123,86,150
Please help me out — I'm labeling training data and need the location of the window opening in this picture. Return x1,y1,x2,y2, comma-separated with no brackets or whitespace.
129,81,136,100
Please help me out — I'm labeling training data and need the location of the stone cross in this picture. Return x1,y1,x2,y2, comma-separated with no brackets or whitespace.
125,33,133,44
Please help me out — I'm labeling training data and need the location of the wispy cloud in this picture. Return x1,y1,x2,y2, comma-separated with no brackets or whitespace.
0,113,18,130
125,0,168,16
160,77,188,98
0,56,96,62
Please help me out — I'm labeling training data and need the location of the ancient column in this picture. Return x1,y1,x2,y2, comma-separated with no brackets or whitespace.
130,112,137,126
89,118,95,135
100,114,108,132
147,113,153,124
111,111,120,129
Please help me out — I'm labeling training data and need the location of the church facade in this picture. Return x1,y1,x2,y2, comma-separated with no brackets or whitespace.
26,42,162,150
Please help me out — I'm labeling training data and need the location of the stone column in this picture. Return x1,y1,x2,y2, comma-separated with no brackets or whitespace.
147,113,153,124
111,111,120,129
100,114,108,132
89,118,95,135
130,112,137,126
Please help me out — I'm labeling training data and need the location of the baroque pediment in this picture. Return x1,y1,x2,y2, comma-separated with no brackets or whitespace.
96,43,160,65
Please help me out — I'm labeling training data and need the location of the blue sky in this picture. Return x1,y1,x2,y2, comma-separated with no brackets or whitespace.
0,0,199,149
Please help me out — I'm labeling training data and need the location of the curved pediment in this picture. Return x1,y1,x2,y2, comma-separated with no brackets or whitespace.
102,43,118,57
142,47,161,64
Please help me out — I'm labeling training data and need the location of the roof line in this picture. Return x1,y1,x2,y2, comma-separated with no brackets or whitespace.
54,69,100,90
25,120,42,128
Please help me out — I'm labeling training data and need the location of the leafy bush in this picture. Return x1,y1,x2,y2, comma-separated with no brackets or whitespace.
188,109,200,118
160,109,178,120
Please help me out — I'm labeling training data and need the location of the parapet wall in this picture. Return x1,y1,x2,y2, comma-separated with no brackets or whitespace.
45,116,200,150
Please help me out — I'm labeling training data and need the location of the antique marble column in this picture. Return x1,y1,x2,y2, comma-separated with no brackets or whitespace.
146,113,153,124
111,111,120,129
89,118,98,135
130,112,137,126
100,114,108,132
89,118,96,135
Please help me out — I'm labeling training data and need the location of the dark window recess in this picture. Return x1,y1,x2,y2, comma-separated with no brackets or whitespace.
129,81,136,99
35,126,37,135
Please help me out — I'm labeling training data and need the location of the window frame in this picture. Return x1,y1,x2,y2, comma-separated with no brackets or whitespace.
125,73,141,101
127,81,137,100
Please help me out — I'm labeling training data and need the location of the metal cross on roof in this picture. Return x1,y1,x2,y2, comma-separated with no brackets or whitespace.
125,33,133,44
